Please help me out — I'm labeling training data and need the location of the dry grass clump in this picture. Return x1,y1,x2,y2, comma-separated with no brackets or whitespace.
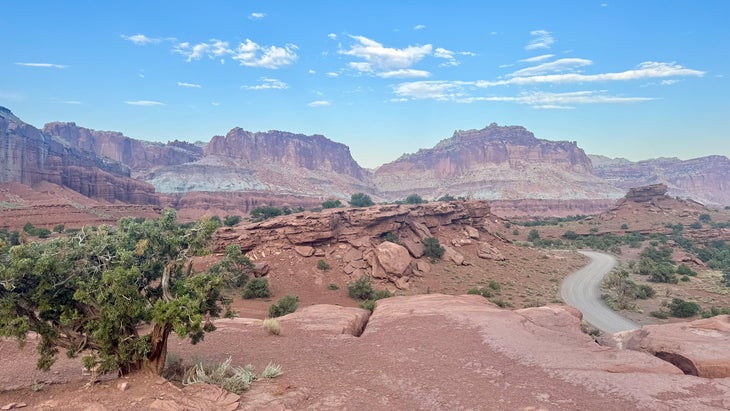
263,317,281,335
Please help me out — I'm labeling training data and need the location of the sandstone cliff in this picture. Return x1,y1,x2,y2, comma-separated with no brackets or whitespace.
374,123,623,201
0,107,157,204
590,155,730,206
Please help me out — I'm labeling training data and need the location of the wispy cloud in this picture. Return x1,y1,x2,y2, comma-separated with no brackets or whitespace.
509,58,593,77
58,100,82,105
307,100,331,107
15,62,68,69
434,47,476,67
249,12,266,20
340,35,432,74
328,33,337,40
525,30,554,50
177,81,202,88
519,54,554,63
325,72,339,77
241,78,288,90
172,38,297,69
377,69,431,79
125,100,165,106
211,102,220,106
414,24,426,30
121,34,160,45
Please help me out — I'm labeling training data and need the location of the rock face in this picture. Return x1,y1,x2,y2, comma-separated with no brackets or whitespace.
374,123,623,201
619,315,730,378
42,122,203,173
591,155,730,206
0,107,157,204
215,201,501,289
625,183,669,202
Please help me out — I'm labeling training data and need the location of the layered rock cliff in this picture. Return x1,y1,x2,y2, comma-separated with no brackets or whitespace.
374,123,623,201
0,107,157,204
590,155,730,206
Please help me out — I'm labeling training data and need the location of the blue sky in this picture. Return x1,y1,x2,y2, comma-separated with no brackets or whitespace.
1,1,728,168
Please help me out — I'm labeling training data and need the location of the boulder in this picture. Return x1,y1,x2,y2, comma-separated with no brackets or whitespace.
464,225,480,239
620,315,730,378
477,242,506,261
294,245,315,257
441,245,465,265
375,242,412,277
280,304,370,336
252,262,270,277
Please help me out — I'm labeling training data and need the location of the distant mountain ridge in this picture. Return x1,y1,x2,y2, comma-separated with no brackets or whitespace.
2,106,729,212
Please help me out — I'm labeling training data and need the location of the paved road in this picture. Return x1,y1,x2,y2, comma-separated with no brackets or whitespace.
560,250,640,334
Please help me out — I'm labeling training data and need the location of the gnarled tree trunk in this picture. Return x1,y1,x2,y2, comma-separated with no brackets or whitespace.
144,322,173,375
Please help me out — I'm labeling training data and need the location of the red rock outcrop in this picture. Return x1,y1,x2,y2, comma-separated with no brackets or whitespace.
42,122,203,172
591,154,730,206
374,123,623,201
0,107,157,204
490,198,616,218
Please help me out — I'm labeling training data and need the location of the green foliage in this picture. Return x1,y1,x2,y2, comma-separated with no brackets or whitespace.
403,194,426,204
223,215,242,227
321,199,344,209
0,210,226,375
358,289,393,312
358,299,376,312
699,213,712,223
268,295,298,317
467,287,493,298
513,215,586,227
35,228,51,238
22,221,35,234
348,192,374,207
316,259,330,271
182,357,279,394
488,280,501,292
650,310,669,319
437,194,455,202
668,298,700,318
53,224,65,233
527,229,540,242
217,244,254,288
562,230,579,240
689,221,702,229
676,263,696,276
382,232,400,244
348,275,374,300
635,284,656,299
0,229,20,246
512,229,519,236
423,237,445,260
327,283,339,290
250,206,283,222
603,269,657,309
620,223,629,230
242,278,271,299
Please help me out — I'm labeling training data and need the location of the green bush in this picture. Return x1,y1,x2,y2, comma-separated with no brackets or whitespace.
689,221,702,230
620,223,629,230
403,194,426,204
676,263,696,276
223,215,242,227
242,278,271,299
358,300,376,312
635,284,656,299
488,280,501,292
699,213,712,223
317,259,330,271
35,228,51,238
269,295,299,317
383,232,400,244
348,275,374,300
357,289,393,312
321,199,344,209
668,298,700,318
423,237,445,260
562,230,579,240
53,224,65,233
650,310,669,319
437,194,455,202
327,283,339,290
218,244,254,288
527,229,540,242
250,206,283,222
348,193,374,207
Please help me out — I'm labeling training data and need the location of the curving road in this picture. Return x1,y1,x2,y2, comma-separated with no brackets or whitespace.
560,250,640,334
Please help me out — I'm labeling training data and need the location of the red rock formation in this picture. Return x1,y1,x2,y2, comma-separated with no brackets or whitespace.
374,123,623,201
591,155,730,206
42,122,203,172
0,107,157,204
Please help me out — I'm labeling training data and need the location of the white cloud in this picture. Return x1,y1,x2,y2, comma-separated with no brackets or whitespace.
660,79,681,85
434,48,476,67
15,62,67,69
341,35,432,73
173,38,297,69
249,12,266,20
121,34,160,45
211,102,220,106
525,30,555,50
414,24,426,30
177,82,202,88
60,100,82,105
392,80,473,101
511,90,652,107
307,100,331,107
125,100,165,106
328,33,337,40
231,39,298,68
519,54,554,63
377,69,431,79
325,72,339,77
509,58,593,77
241,78,288,90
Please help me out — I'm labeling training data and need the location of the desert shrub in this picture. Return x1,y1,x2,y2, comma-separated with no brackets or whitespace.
53,224,65,233
358,289,393,313
218,244,254,288
162,352,186,381
250,206,283,222
383,232,400,244
702,306,730,318
22,221,35,234
527,229,540,242
680,275,690,282
650,310,669,319
372,289,393,300
317,259,330,271
403,194,426,204
467,287,493,298
348,275,374,300
562,230,579,240
358,299,376,312
620,223,629,230
437,194,455,201
423,237,445,260
223,215,242,227
242,278,271,299
490,299,512,308
512,229,519,236
262,363,282,378
327,283,339,290
488,280,501,293
35,228,51,238
263,318,281,335
183,357,266,394
635,284,656,299
689,221,702,230
699,213,712,223
676,263,696,276
668,298,700,318
467,288,481,295
348,192,374,207
321,199,344,209
269,295,298,317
